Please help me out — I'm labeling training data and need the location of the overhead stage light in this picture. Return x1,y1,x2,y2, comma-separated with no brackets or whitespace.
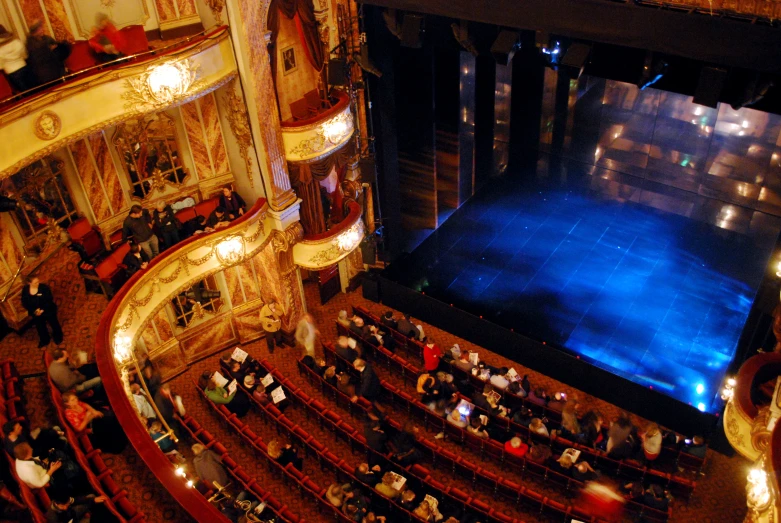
353,45,382,78
451,21,478,57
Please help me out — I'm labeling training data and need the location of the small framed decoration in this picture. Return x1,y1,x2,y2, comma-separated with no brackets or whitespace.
282,46,297,75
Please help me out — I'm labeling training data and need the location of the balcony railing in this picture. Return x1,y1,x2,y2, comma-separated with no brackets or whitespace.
292,200,365,269
95,198,271,523
280,89,355,163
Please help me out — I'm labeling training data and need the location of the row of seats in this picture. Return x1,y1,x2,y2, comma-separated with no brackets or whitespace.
42,352,145,522
0,360,49,523
321,340,673,523
350,306,705,484
253,358,538,523
175,409,305,523
307,349,601,523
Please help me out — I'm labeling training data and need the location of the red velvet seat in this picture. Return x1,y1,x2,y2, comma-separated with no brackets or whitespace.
68,217,104,259
119,25,149,55
0,72,12,99
65,41,98,73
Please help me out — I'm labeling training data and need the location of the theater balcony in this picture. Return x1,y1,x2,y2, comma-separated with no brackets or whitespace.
96,198,273,523
0,26,236,179
293,199,365,270
280,89,354,164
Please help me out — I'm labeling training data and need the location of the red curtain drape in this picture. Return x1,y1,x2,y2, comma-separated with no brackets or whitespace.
268,0,325,75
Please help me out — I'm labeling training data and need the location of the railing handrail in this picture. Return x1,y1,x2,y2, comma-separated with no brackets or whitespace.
95,198,268,523
280,89,350,129
0,25,228,111
301,200,361,243
735,352,781,419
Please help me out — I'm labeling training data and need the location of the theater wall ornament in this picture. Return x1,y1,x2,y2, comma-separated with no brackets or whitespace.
33,111,62,140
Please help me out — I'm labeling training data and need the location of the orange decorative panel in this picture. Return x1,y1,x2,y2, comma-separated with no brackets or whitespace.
42,0,73,41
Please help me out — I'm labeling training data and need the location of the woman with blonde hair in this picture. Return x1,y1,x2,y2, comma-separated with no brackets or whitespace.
641,422,663,461
267,439,303,471
530,417,549,437
413,500,433,521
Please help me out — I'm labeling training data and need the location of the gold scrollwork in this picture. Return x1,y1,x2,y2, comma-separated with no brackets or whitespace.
222,81,255,187
123,59,204,111
288,111,354,159
34,111,62,141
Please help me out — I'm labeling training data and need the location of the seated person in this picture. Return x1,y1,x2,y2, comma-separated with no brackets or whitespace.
323,365,338,387
130,382,157,420
363,513,386,523
349,316,369,338
454,351,475,373
337,310,352,329
48,349,102,394
391,421,422,466
447,408,468,429
149,420,176,454
527,442,552,464
528,387,549,407
355,462,380,485
374,472,400,499
682,435,706,458
473,383,502,416
62,391,127,454
641,423,663,461
417,374,440,405
326,483,353,507
529,417,550,437
512,406,533,427
14,442,62,489
182,215,208,237
507,380,526,398
335,336,359,367
579,410,604,448
643,484,669,511
192,443,228,490
205,206,231,230
396,313,420,339
572,460,599,482
422,338,442,373
414,500,442,522
364,415,389,455
122,243,149,278
3,421,64,457
467,416,490,439
489,367,510,390
219,185,246,219
204,376,251,417
380,310,397,330
504,436,528,458
547,392,567,411
46,492,107,523
399,489,416,511
337,372,356,397
267,439,303,471
228,360,255,387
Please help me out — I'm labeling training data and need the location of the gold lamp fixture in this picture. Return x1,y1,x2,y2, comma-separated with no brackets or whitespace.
124,59,201,109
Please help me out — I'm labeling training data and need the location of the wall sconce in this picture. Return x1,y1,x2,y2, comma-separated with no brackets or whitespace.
747,461,772,513
721,377,736,401
322,113,353,145
113,333,133,365
215,236,245,265
125,59,199,108
336,222,364,252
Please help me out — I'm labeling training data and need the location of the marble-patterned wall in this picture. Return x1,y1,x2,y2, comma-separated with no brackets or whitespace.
154,0,198,22
223,260,260,307
0,216,21,285
16,0,48,34
180,94,231,180
68,132,127,223
41,0,72,41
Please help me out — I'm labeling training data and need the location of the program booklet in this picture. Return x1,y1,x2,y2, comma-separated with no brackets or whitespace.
486,390,502,405
231,347,249,363
271,387,286,404
261,373,275,387
562,448,581,463
227,379,238,395
388,471,406,491
505,367,520,381
478,368,491,381
468,351,480,366
212,371,229,388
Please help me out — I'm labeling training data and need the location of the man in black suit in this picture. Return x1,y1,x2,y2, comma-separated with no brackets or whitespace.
122,243,149,278
473,383,501,416
396,313,419,339
351,359,380,404
380,311,397,331
349,316,369,339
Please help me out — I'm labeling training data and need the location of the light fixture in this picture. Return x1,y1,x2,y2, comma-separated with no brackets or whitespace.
336,221,364,252
215,236,245,265
321,113,353,146
747,462,772,513
721,376,736,401
124,59,200,108
113,333,133,364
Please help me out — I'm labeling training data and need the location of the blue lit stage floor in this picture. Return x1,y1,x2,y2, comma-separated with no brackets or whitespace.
386,163,781,413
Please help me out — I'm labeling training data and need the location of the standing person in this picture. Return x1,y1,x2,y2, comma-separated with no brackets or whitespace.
422,338,442,373
351,359,381,404
88,13,124,62
219,185,246,220
0,26,34,92
294,313,318,358
25,21,68,87
122,204,159,259
152,201,180,250
21,275,62,348
260,300,283,353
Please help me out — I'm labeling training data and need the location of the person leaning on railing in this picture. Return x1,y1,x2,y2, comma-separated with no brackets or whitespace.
0,25,35,92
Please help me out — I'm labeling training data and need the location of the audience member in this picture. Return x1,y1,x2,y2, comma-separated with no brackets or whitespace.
149,420,176,454
123,243,149,278
352,359,381,404
396,313,419,339
380,311,397,330
337,371,355,397
527,442,552,464
153,201,180,249
48,349,102,393
572,460,599,482
219,185,246,219
507,380,526,397
14,442,62,489
154,383,182,431
337,310,352,329
204,377,250,417
547,391,567,411
642,423,663,461
560,400,580,439
22,275,63,348
350,316,369,338
326,483,353,507
191,443,229,490
46,492,107,523
512,406,533,427
391,421,421,466
489,367,510,390
295,313,318,358
88,13,125,62
323,365,338,387
26,21,68,86
363,513,386,523
122,205,159,260
682,435,706,458
447,409,468,429
504,436,528,458
579,410,604,447
130,382,156,420
423,338,443,372
260,300,284,353
354,462,380,485
364,414,388,457
473,383,501,415
62,391,127,453
0,26,34,92
335,336,359,365
267,439,302,471
529,417,549,437
528,387,549,407
607,412,634,455
374,472,400,499
643,484,669,511
3,421,64,458
183,215,208,237
467,416,489,439
454,351,475,373
205,206,231,230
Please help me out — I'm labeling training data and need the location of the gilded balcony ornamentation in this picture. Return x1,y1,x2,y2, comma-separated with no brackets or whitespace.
293,200,364,269
281,90,355,163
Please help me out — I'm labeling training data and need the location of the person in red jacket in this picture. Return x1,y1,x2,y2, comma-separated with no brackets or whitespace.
504,436,529,458
422,338,442,372
88,13,125,62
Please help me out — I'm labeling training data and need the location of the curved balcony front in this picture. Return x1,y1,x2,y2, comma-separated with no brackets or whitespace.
292,200,364,269
280,89,354,163
95,198,272,523
0,26,237,180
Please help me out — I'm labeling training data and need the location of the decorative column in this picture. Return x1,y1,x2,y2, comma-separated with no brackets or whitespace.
224,0,298,213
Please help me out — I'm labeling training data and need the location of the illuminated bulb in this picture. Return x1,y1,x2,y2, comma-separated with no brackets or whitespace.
697,402,706,412
694,107,703,116
215,236,245,265
696,384,705,395
727,378,736,387
186,480,194,488
739,131,745,136
175,466,185,477
113,334,133,364
742,120,749,128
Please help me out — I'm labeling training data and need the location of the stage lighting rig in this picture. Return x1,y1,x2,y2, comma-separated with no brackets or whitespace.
731,74,773,110
353,44,382,78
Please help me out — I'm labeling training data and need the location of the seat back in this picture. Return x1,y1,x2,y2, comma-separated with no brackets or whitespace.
119,25,149,55
290,98,311,120
65,41,98,73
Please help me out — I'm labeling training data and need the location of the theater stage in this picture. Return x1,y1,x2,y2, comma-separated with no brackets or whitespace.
380,161,781,433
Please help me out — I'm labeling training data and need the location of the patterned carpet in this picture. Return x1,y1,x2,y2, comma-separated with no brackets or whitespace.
0,249,749,522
